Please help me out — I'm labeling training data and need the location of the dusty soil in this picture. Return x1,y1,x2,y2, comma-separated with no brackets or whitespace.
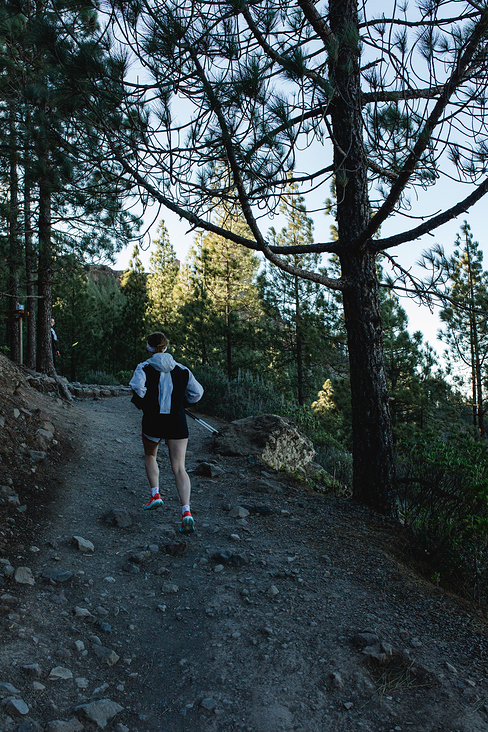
1,364,488,732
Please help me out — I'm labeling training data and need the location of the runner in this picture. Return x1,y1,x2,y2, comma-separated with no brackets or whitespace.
129,332,204,533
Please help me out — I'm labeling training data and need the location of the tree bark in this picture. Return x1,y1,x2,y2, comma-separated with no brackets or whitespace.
36,174,55,376
295,275,305,406
7,107,20,363
340,250,395,512
329,0,395,512
24,116,37,370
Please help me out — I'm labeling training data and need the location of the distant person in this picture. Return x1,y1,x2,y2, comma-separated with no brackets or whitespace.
129,332,204,533
50,317,60,365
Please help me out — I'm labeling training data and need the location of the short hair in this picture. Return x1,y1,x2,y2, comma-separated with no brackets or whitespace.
147,332,169,353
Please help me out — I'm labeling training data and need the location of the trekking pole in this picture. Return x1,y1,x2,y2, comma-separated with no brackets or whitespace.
185,409,220,434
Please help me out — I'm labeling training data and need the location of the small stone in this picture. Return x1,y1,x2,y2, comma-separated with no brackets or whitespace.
445,662,458,674
230,553,249,566
48,666,73,681
42,568,73,583
353,632,379,649
75,678,89,690
29,450,46,463
213,564,225,573
97,621,112,634
73,606,94,618
93,683,110,695
268,585,280,597
162,583,179,594
14,567,35,586
92,646,120,666
330,672,343,689
75,699,124,728
229,507,250,519
21,664,42,678
122,562,140,574
33,682,46,691
200,697,218,711
0,683,21,696
229,534,240,541
74,640,85,652
71,536,95,553
3,697,29,716
194,462,224,478
343,701,354,710
362,643,393,664
103,509,133,528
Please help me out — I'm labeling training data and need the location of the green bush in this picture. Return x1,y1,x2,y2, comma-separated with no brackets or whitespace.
115,370,133,386
79,370,120,386
397,434,488,604
193,366,286,422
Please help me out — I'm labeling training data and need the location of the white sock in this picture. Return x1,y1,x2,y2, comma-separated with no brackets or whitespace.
151,487,159,497
182,504,190,515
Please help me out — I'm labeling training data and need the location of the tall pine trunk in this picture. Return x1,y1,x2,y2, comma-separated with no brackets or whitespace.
24,114,37,370
330,0,395,513
7,107,21,363
36,173,55,376
295,275,305,406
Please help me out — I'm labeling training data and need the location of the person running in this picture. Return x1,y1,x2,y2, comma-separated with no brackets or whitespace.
129,332,204,533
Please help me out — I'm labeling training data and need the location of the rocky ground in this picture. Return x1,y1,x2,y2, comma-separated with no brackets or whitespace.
1,355,488,732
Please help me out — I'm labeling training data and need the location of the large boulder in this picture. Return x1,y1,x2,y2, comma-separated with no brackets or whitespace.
214,414,316,473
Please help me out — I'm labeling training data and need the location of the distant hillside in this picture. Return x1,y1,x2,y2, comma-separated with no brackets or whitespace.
87,264,124,284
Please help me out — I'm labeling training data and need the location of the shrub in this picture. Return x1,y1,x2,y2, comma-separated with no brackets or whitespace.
193,366,286,422
115,370,133,386
79,370,120,386
396,434,488,604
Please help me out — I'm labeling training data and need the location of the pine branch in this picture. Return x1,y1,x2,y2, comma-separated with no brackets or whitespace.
352,6,488,251
370,176,488,252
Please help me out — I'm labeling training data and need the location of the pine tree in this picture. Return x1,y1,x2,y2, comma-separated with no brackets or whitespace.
178,211,260,378
0,0,140,373
146,220,179,333
439,223,488,438
260,184,340,404
120,245,148,369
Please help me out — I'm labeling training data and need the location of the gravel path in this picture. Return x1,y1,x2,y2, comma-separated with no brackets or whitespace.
1,394,488,732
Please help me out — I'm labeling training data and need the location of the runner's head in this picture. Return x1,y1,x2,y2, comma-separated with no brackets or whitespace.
147,332,169,354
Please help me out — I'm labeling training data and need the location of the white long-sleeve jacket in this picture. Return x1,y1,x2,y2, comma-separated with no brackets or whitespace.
129,352,203,414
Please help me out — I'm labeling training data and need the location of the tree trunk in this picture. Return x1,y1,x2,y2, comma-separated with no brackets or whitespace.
295,276,305,406
330,0,395,513
7,107,20,363
341,250,395,513
36,175,55,376
24,159,37,370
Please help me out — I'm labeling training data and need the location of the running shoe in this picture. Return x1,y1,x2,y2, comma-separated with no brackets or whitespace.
180,511,195,533
143,494,163,510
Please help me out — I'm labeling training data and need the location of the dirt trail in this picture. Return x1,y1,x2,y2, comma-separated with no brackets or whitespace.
1,394,488,732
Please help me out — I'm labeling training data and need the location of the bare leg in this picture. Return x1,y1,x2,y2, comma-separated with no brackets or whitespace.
143,438,160,489
167,438,191,506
